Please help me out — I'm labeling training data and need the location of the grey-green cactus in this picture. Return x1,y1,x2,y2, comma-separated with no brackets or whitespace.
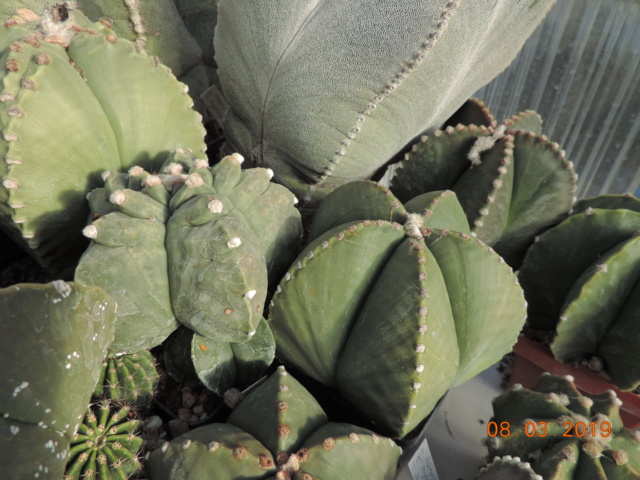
269,191,526,438
0,281,117,480
75,152,301,353
93,351,159,408
518,194,640,391
146,366,402,480
0,5,206,274
164,318,276,397
390,98,577,266
486,374,640,479
214,1,556,202
64,400,144,480
475,456,542,480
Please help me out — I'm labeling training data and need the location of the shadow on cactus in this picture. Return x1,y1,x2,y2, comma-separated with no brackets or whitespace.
0,4,207,274
485,373,640,478
268,184,526,438
390,98,577,267
75,151,302,355
518,194,640,391
145,366,402,480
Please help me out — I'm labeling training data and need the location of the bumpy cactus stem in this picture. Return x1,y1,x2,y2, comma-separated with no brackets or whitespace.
93,350,159,407
215,1,556,202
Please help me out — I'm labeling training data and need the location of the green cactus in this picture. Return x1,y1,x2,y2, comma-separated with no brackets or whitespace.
145,366,402,480
0,281,117,480
76,152,301,353
390,98,577,266
64,400,144,480
486,374,640,479
214,1,556,202
163,318,276,397
93,350,159,408
518,194,640,391
1,1,216,103
475,456,542,480
269,193,526,438
0,5,206,274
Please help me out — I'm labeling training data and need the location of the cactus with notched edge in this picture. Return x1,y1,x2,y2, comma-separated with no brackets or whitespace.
0,281,117,480
93,351,159,408
146,366,402,480
390,98,577,267
214,1,556,203
0,4,206,274
475,456,542,480
75,151,301,353
518,194,640,391
164,318,276,397
486,374,640,479
269,196,526,438
64,400,143,480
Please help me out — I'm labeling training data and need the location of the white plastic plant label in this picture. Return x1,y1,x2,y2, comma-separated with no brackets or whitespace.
408,439,439,480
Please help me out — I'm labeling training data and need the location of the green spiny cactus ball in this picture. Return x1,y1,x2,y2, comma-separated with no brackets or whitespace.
475,456,542,480
0,4,206,274
146,366,402,480
486,373,640,479
93,350,159,407
64,400,144,480
390,98,577,267
76,151,301,354
518,194,640,391
269,188,526,438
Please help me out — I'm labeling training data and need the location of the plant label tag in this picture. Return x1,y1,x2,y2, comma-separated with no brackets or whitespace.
408,439,439,480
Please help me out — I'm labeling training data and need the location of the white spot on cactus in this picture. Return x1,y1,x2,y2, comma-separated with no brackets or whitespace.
297,261,303,269
143,175,162,188
266,168,274,179
181,439,192,449
415,344,426,353
51,280,71,298
9,425,19,435
109,190,125,205
285,272,291,281
5,158,22,165
65,363,71,369
404,214,424,240
128,166,144,176
371,434,379,444
227,237,242,249
511,383,523,390
307,251,314,259
419,306,428,316
596,264,607,273
418,325,428,334
82,225,98,239
479,208,489,216
276,285,282,293
182,84,189,94
474,220,484,227
193,158,209,169
2,178,19,189
0,92,15,102
293,196,299,205
207,199,223,214
163,163,183,175
229,153,244,164
563,375,575,383
412,382,422,390
185,173,204,188
12,381,29,397
161,442,169,453
584,207,596,215
416,365,424,373
243,290,257,300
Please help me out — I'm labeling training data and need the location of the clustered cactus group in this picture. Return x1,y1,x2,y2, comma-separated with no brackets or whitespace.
1,1,638,479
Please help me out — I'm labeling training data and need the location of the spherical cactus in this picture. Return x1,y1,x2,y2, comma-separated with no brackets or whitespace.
486,374,640,479
269,189,526,438
146,366,402,480
518,194,640,391
0,4,206,274
0,281,117,479
76,152,301,353
390,98,577,267
64,400,144,480
475,456,542,480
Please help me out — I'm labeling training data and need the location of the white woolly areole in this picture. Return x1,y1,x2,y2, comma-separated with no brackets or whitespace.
185,173,204,188
468,124,507,166
266,168,274,179
39,3,77,47
293,196,299,205
163,163,183,175
143,175,162,187
51,280,72,298
208,199,223,214
227,237,242,249
128,166,144,176
229,153,244,164
101,171,111,181
404,213,423,240
193,158,209,169
82,225,98,239
2,178,18,189
223,388,244,409
243,290,257,300
109,190,126,205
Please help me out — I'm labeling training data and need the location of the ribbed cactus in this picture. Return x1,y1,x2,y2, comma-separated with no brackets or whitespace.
0,281,117,480
215,1,556,202
269,190,526,438
0,5,206,273
475,456,542,480
390,98,577,266
486,374,640,479
93,351,159,407
64,400,143,480
146,366,402,480
164,318,276,397
76,152,301,353
518,194,640,391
